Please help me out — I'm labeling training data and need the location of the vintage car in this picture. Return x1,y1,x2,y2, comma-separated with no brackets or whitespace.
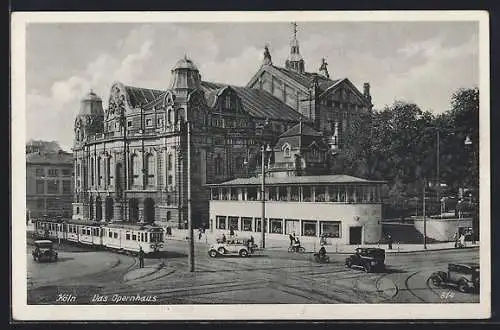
345,247,385,273
32,240,58,262
429,263,480,293
208,238,256,258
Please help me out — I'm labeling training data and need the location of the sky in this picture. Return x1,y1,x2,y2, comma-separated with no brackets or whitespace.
25,21,479,151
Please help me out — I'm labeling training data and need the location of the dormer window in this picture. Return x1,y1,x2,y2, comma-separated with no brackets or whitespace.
282,143,291,158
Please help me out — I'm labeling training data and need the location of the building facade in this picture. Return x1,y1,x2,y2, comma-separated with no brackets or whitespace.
26,150,74,221
72,23,374,229
207,175,385,245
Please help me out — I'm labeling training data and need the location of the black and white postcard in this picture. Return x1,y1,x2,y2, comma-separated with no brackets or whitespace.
11,11,490,320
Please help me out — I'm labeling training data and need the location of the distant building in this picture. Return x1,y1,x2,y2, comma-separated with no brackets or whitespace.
26,140,61,154
207,175,385,245
26,150,74,221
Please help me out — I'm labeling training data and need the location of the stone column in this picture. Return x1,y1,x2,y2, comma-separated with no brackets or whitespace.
101,199,107,222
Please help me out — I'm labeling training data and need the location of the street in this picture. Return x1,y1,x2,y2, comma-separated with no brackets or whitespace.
27,239,480,304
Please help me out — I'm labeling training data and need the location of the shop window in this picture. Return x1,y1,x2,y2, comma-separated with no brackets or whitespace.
320,221,341,238
228,217,239,231
302,220,317,237
285,219,300,235
255,218,267,233
216,216,227,230
270,218,283,234
241,217,252,231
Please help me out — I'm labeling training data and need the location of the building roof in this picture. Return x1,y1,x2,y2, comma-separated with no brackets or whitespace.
124,85,166,108
26,151,73,165
206,175,386,187
201,81,309,122
172,56,199,71
280,121,323,138
275,122,327,150
81,90,102,102
273,66,341,93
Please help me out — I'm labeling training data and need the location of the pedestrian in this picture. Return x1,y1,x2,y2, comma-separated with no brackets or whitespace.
198,230,202,241
387,233,393,250
222,233,226,243
453,232,459,248
289,233,294,246
138,246,145,268
459,233,466,248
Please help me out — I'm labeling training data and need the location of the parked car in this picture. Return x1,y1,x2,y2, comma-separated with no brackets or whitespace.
345,247,385,273
32,240,58,262
208,238,256,258
429,263,480,293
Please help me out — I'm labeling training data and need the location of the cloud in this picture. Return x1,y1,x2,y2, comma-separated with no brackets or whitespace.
25,27,157,149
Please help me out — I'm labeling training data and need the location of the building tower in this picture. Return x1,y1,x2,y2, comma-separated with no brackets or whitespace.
285,22,305,73
72,90,104,221
169,55,202,98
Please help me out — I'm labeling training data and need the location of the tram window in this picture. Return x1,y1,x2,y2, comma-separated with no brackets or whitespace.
132,234,137,241
109,231,112,238
114,232,118,239
126,233,130,240
81,228,85,235
144,233,149,242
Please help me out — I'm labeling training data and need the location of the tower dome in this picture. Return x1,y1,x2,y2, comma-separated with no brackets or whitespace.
79,90,104,116
169,55,201,92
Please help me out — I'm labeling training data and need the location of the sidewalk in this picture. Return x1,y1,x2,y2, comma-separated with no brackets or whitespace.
165,229,479,254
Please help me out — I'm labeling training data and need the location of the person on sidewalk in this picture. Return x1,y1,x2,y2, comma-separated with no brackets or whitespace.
138,246,145,268
459,233,466,248
289,233,295,247
198,230,202,241
387,233,393,250
453,232,459,248
221,233,227,243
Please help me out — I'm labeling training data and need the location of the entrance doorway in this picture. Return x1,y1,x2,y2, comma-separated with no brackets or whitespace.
144,198,155,223
349,226,362,245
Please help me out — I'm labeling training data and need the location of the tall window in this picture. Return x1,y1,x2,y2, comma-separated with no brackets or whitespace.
97,157,102,186
215,155,223,176
167,175,173,186
90,157,95,186
167,154,172,171
62,180,71,194
107,157,112,185
131,154,141,186
145,154,155,185
48,168,58,177
36,180,45,194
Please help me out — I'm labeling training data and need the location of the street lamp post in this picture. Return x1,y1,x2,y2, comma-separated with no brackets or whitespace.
423,178,427,250
261,144,271,249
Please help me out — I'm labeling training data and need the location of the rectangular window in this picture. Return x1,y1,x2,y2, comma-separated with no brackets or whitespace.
36,180,45,194
302,221,317,237
157,118,163,127
132,234,137,241
270,218,283,234
109,231,112,238
285,219,300,235
36,168,45,177
146,118,153,127
255,218,267,233
228,216,239,231
62,169,71,176
47,180,59,194
62,180,71,194
320,221,341,238
48,168,58,177
127,121,132,128
114,232,118,239
241,217,252,231
216,216,226,230
36,199,44,209
126,233,130,240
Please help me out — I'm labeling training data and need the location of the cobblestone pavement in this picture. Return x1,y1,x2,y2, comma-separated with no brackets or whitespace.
26,240,480,305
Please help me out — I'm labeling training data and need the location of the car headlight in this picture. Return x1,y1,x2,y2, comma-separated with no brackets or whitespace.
150,244,154,248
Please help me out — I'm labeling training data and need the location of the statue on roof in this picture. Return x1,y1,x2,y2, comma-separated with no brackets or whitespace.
319,58,330,79
262,44,272,66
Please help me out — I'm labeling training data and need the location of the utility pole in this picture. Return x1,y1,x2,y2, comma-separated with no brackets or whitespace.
187,121,194,272
423,178,427,250
436,129,440,214
261,145,266,249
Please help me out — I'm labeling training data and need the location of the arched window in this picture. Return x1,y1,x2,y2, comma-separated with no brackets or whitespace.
282,143,291,158
145,153,155,186
168,109,174,124
130,154,141,186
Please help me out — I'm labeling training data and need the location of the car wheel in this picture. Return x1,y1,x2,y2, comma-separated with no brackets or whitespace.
239,250,248,257
208,250,218,258
299,247,306,253
458,280,469,293
431,275,442,287
346,259,352,268
217,247,226,254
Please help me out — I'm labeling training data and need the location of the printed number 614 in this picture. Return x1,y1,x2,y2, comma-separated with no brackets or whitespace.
440,291,455,300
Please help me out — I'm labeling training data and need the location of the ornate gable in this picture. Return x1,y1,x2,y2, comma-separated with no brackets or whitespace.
107,82,132,118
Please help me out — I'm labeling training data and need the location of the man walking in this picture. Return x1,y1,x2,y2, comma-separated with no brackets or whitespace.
387,233,393,250
138,246,145,268
289,233,295,247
